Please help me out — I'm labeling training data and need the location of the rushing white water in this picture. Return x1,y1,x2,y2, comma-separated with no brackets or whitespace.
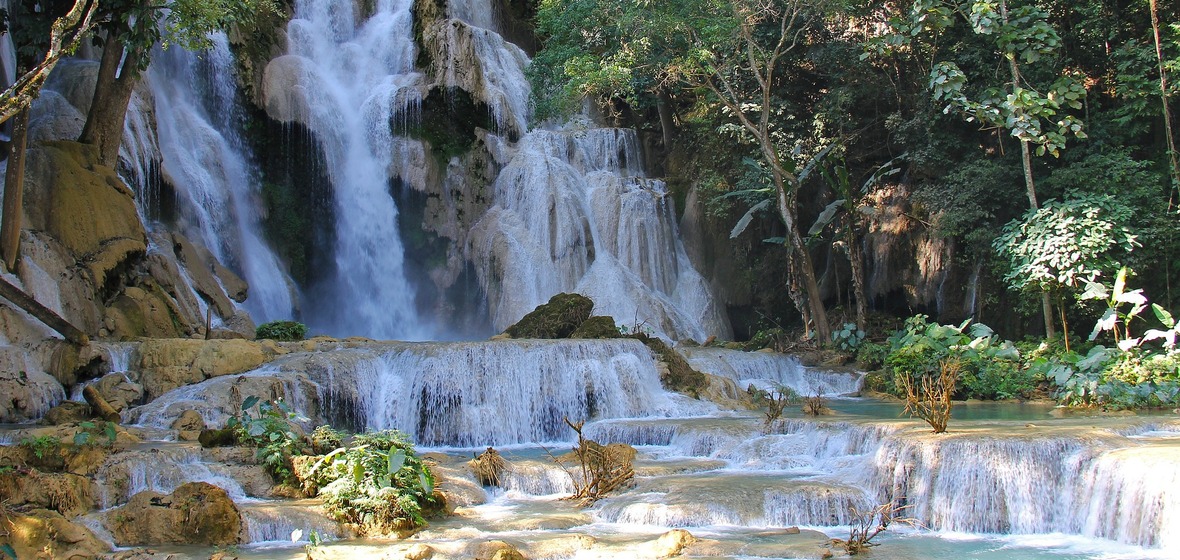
470,129,730,342
95,447,249,508
267,0,427,339
353,339,715,446
146,36,295,323
681,347,863,396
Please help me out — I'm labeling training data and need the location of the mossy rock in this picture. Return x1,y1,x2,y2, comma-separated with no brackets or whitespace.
633,333,708,396
504,293,594,339
198,428,239,448
570,316,621,339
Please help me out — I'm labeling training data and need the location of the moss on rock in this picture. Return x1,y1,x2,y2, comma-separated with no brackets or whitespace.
633,333,708,396
504,293,594,339
570,316,621,339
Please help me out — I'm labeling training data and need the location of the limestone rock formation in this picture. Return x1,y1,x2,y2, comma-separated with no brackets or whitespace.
0,508,110,560
0,353,64,423
105,481,243,546
0,470,96,517
136,339,273,400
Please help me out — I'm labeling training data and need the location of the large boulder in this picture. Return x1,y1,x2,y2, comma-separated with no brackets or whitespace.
504,293,594,339
171,234,237,322
105,481,243,546
0,508,110,560
136,339,272,400
92,371,145,412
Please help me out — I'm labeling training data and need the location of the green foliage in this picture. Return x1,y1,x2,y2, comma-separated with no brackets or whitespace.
993,194,1138,295
229,397,309,485
855,341,889,371
832,322,866,352
884,315,1031,400
255,321,308,341
301,430,440,533
19,435,60,460
747,384,800,427
72,420,119,448
1043,268,1180,408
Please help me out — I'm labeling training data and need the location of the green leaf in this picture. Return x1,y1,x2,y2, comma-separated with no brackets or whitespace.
352,461,365,486
1,544,16,560
730,199,771,239
1151,304,1175,328
419,471,434,494
73,432,90,446
1113,267,1128,301
807,199,846,236
388,448,407,474
241,396,260,411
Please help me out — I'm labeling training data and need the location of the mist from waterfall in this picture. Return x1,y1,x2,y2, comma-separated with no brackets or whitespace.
146,35,295,323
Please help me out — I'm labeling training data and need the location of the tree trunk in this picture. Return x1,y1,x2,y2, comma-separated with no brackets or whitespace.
846,221,867,332
1150,0,1180,192
1,107,29,272
78,40,141,169
656,91,676,157
774,175,831,342
0,275,88,345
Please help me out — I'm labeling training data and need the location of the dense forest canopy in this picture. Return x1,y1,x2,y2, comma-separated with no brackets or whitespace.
530,0,1179,337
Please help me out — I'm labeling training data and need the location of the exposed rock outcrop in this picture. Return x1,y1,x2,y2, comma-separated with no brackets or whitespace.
105,481,243,546
0,508,110,560
136,339,273,400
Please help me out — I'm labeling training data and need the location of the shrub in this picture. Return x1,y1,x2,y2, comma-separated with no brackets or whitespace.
298,430,440,534
19,435,60,460
255,321,308,341
832,322,866,351
230,396,309,485
855,341,889,370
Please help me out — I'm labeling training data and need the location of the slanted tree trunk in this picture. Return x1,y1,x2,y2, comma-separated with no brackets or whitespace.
2,107,29,271
656,90,677,156
0,0,97,123
0,275,88,345
79,40,142,169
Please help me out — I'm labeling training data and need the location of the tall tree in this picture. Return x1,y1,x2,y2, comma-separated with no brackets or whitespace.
532,0,836,341
77,0,276,168
869,0,1087,338
2,0,98,271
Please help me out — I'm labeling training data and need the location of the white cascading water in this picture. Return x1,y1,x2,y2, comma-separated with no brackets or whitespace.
682,347,863,396
353,339,715,446
471,128,729,342
146,36,295,323
266,0,427,339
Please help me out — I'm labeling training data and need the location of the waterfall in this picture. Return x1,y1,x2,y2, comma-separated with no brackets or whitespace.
352,339,706,446
267,0,428,339
681,347,863,396
145,35,295,323
470,129,729,341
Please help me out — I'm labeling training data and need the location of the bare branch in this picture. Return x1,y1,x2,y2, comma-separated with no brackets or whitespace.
0,0,99,123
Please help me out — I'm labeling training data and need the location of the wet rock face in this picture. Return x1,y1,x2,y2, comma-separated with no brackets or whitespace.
0,361,65,423
105,481,243,546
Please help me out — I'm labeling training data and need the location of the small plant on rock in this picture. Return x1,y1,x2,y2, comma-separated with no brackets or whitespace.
298,430,440,534
19,435,60,460
748,384,799,429
832,322,866,352
255,320,308,341
230,396,309,485
802,392,827,416
830,501,914,555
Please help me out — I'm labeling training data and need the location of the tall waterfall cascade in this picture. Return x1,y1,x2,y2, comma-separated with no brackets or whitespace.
251,0,728,340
